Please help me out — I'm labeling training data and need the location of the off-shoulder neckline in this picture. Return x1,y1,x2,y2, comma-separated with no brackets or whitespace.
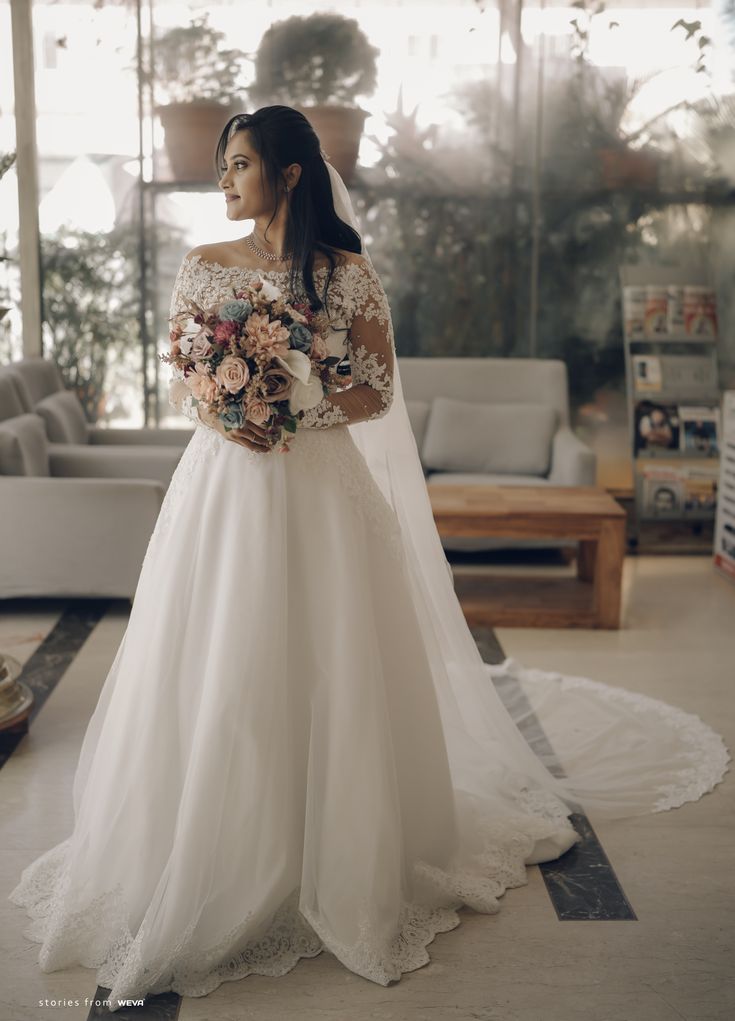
184,253,357,278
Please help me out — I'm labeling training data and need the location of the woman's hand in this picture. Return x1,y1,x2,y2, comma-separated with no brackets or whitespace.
227,418,272,453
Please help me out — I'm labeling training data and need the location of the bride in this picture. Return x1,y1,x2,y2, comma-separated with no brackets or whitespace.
8,105,729,1011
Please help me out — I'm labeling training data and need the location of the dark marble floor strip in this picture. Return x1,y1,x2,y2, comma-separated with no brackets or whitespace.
471,625,637,922
0,598,113,767
88,987,181,1020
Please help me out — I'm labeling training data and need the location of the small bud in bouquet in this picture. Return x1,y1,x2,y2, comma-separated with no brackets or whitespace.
160,277,348,452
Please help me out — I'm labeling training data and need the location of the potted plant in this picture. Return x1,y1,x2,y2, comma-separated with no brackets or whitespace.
152,14,250,183
249,13,380,184
40,225,142,423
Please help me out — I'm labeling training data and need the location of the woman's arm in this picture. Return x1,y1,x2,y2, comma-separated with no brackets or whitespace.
298,257,395,428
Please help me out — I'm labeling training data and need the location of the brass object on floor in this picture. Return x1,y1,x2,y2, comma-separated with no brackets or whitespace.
0,653,34,732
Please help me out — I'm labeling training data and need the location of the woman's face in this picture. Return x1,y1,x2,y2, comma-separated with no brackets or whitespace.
218,131,271,222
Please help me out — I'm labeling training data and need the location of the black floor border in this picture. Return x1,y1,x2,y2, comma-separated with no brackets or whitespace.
471,625,637,922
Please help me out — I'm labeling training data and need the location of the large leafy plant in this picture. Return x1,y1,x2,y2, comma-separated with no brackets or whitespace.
152,13,250,106
250,13,379,107
40,225,141,423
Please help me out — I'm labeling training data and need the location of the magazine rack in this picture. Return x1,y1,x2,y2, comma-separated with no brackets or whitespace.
714,391,735,583
619,263,721,548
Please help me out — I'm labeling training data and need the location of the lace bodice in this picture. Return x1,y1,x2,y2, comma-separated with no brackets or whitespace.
166,253,395,433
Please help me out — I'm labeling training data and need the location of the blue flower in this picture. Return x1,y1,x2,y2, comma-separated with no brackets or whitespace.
219,299,252,322
289,322,313,353
221,405,245,429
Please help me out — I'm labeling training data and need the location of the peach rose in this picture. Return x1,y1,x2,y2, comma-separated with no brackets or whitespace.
191,333,213,359
216,355,250,394
245,397,270,426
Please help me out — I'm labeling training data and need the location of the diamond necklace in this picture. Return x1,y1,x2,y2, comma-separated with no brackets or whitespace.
246,231,293,263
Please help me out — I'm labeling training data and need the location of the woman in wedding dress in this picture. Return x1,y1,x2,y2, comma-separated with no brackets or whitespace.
8,105,730,1012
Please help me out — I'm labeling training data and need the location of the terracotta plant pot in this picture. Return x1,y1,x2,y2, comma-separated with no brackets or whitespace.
156,100,242,184
596,147,659,190
294,104,369,185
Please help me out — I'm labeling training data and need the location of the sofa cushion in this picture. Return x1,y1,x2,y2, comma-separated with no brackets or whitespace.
7,357,64,405
405,400,431,451
0,372,27,421
422,397,558,476
0,413,50,476
35,390,89,444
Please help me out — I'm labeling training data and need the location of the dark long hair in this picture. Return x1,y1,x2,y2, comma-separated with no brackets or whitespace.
214,105,363,313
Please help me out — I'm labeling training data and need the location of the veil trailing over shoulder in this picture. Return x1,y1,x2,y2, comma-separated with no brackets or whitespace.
323,160,729,826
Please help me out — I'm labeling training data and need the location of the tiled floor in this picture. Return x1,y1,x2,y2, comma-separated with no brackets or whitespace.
1,556,733,1021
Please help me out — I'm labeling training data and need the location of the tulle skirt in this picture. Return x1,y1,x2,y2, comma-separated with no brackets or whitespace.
8,423,729,1010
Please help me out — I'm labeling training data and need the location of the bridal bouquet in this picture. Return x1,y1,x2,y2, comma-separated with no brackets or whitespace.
161,277,349,452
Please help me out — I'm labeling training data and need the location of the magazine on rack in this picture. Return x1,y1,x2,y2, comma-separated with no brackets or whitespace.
634,401,720,456
639,460,719,518
679,405,720,456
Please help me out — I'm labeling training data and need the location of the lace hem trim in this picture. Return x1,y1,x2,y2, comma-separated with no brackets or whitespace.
493,658,731,813
8,793,575,1008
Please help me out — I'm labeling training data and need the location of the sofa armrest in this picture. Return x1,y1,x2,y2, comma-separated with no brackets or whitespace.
547,426,597,486
0,476,165,599
49,443,182,485
87,425,193,446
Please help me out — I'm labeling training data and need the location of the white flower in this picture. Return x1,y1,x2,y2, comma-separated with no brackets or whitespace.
275,349,312,383
258,277,283,302
289,376,325,414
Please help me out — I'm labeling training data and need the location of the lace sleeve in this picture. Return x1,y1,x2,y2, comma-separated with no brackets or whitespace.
298,257,395,429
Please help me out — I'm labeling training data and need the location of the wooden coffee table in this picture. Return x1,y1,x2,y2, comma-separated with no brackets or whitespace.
429,485,626,629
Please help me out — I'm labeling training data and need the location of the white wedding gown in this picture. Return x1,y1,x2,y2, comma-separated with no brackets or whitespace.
8,255,730,1011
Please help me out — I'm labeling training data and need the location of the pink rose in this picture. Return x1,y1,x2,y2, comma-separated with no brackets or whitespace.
190,333,213,359
245,397,269,425
216,355,250,394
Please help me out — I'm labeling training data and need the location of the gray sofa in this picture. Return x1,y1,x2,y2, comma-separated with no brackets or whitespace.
398,357,597,552
0,358,192,599
0,354,595,598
